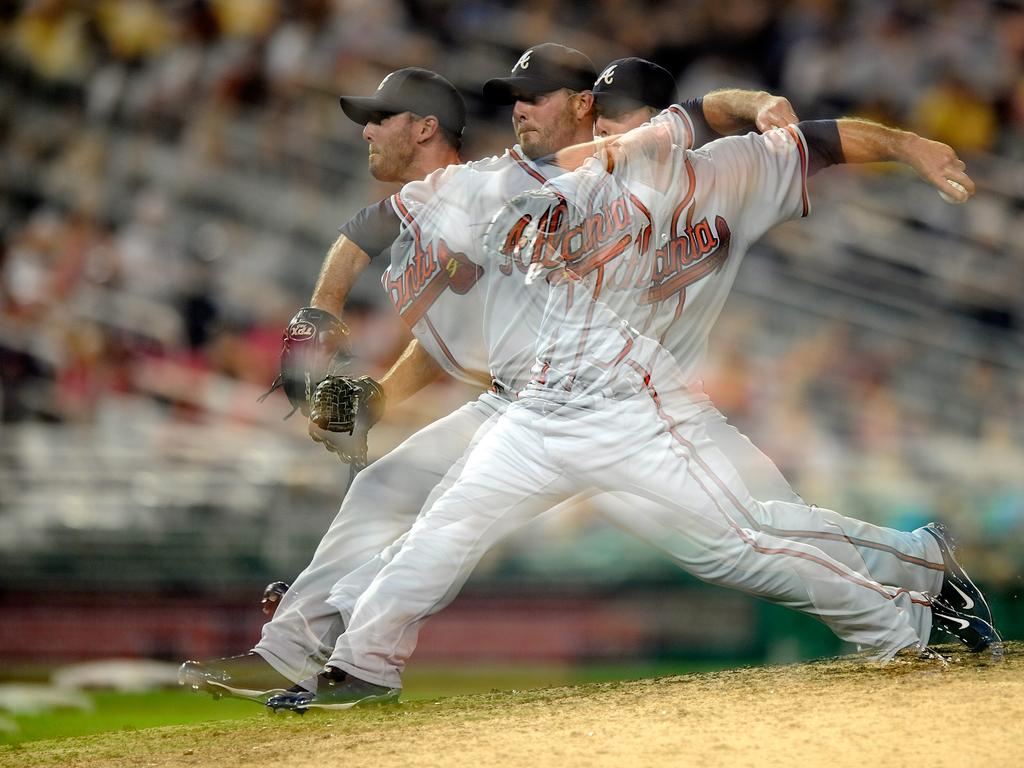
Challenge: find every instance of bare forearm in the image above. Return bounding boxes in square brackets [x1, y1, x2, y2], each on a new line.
[834, 117, 974, 201]
[377, 339, 444, 406]
[702, 89, 798, 134]
[833, 118, 912, 163]
[310, 233, 370, 314]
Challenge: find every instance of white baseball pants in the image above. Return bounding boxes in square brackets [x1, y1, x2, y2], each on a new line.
[326, 379, 937, 688]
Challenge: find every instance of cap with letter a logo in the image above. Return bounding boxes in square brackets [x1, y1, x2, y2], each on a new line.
[592, 57, 676, 114]
[597, 63, 618, 86]
[483, 43, 597, 104]
[338, 68, 467, 136]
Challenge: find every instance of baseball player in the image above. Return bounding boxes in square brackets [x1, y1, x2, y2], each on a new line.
[179, 49, 799, 701]
[590, 57, 805, 505]
[262, 61, 1000, 710]
[180, 67, 470, 699]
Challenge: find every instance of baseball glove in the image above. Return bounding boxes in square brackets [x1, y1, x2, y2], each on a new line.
[260, 307, 352, 418]
[260, 581, 290, 617]
[308, 375, 385, 466]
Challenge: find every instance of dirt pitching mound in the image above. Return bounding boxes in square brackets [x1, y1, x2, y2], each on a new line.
[4, 643, 1020, 768]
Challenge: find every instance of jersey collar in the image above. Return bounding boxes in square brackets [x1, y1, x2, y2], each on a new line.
[509, 144, 567, 183]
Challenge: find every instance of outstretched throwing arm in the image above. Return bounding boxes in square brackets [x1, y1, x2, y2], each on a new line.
[832, 118, 974, 202]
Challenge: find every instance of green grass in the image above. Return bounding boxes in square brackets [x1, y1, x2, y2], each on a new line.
[0, 690, 257, 745]
[0, 659, 746, 747]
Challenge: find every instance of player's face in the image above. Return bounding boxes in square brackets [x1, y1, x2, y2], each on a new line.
[512, 89, 584, 159]
[363, 112, 418, 182]
[594, 104, 657, 137]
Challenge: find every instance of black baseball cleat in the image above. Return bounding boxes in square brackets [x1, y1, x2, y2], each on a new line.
[924, 522, 993, 626]
[178, 652, 293, 701]
[265, 667, 400, 713]
[930, 596, 1004, 659]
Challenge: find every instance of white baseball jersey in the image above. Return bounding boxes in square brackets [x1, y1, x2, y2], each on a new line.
[382, 146, 573, 393]
[380, 104, 727, 398]
[507, 109, 811, 398]
[382, 103, 790, 399]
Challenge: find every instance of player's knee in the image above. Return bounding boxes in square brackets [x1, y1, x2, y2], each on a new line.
[343, 464, 402, 512]
[335, 468, 427, 533]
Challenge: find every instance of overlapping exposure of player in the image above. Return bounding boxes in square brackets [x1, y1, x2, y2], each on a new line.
[179, 45, 817, 705]
[181, 46, 1002, 713]
[270, 52, 999, 710]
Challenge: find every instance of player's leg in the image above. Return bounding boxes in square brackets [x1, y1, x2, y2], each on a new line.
[752, 499, 943, 593]
[251, 396, 504, 683]
[569, 392, 928, 659]
[317, 408, 501, 630]
[596, 489, 930, 655]
[689, 393, 945, 596]
[698, 397, 806, 505]
[323, 405, 575, 690]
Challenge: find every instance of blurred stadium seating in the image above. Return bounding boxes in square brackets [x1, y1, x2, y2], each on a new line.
[1, 0, 1021, 666]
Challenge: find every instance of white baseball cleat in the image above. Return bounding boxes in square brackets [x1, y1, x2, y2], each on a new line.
[178, 652, 293, 702]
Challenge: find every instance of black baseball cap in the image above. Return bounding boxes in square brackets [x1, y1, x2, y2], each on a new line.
[592, 57, 676, 113]
[483, 43, 597, 105]
[339, 68, 467, 136]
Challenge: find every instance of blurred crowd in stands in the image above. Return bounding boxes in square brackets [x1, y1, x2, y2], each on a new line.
[1, 0, 1022, 590]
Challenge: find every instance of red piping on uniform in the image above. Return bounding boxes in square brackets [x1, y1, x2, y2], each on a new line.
[625, 359, 933, 607]
[423, 315, 489, 387]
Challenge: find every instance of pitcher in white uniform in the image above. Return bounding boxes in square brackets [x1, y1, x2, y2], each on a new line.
[179, 49, 814, 701]
[264, 58, 999, 711]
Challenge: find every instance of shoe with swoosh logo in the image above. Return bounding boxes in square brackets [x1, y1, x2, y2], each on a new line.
[930, 595, 1004, 659]
[924, 522, 993, 626]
